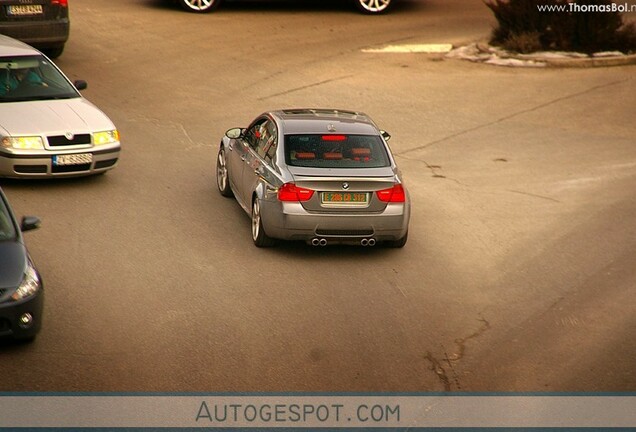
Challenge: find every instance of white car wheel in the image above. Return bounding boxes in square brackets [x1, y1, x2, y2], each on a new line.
[355, 0, 392, 14]
[178, 0, 221, 13]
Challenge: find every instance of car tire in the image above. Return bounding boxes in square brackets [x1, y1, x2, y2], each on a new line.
[216, 146, 233, 197]
[251, 198, 275, 248]
[178, 0, 221, 12]
[42, 45, 64, 59]
[14, 335, 37, 344]
[385, 230, 408, 248]
[354, 0, 393, 14]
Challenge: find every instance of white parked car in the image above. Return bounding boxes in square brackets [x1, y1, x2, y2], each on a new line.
[175, 0, 394, 14]
[0, 35, 120, 178]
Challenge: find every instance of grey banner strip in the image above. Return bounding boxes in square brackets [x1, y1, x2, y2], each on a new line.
[0, 396, 634, 428]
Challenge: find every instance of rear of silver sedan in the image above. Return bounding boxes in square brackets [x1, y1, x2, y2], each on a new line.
[260, 132, 410, 247]
[260, 173, 410, 247]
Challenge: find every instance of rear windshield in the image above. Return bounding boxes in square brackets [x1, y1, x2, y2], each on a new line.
[0, 55, 79, 102]
[0, 196, 17, 241]
[285, 134, 391, 168]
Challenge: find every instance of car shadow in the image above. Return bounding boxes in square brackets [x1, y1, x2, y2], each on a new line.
[0, 174, 108, 191]
[270, 239, 397, 259]
[0, 336, 36, 350]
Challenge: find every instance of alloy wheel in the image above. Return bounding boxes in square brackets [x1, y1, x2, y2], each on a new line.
[252, 200, 261, 242]
[178, 0, 220, 12]
[217, 149, 227, 191]
[357, 0, 392, 13]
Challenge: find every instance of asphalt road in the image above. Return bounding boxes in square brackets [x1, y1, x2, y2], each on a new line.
[1, 0, 635, 392]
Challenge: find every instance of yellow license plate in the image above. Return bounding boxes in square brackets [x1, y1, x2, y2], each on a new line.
[321, 192, 369, 206]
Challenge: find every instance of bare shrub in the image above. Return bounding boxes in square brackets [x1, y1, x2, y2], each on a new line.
[486, 0, 636, 54]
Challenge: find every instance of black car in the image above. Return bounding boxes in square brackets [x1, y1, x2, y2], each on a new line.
[0, 187, 43, 341]
[0, 0, 69, 58]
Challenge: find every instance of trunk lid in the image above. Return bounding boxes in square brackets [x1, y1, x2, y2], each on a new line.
[288, 166, 398, 213]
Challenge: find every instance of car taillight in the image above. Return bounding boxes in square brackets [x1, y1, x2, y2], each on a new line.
[376, 184, 406, 203]
[52, 0, 68, 6]
[278, 183, 314, 202]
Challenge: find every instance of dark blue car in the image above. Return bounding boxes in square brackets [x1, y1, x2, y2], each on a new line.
[0, 187, 43, 341]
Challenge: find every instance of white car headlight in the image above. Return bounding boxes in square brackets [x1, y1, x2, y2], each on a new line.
[11, 261, 41, 301]
[1, 136, 45, 150]
[93, 130, 120, 146]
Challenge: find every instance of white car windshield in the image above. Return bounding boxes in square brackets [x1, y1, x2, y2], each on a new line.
[0, 55, 79, 102]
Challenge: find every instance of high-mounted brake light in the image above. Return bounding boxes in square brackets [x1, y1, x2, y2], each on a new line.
[321, 135, 347, 141]
[52, 0, 68, 6]
[278, 183, 315, 202]
[376, 184, 406, 203]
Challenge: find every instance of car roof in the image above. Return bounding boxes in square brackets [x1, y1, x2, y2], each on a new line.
[0, 35, 41, 57]
[271, 108, 380, 135]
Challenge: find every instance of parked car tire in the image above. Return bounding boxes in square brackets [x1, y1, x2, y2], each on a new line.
[252, 199, 275, 248]
[42, 45, 65, 59]
[354, 0, 393, 14]
[14, 335, 37, 343]
[177, 0, 221, 12]
[216, 146, 233, 197]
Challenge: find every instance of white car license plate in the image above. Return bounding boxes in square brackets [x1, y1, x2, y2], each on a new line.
[53, 154, 93, 166]
[7, 5, 43, 15]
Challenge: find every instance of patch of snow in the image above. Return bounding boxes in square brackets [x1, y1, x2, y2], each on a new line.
[593, 51, 625, 57]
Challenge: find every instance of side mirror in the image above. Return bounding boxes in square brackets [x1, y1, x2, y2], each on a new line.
[225, 128, 243, 139]
[74, 80, 88, 91]
[380, 130, 391, 141]
[20, 216, 41, 232]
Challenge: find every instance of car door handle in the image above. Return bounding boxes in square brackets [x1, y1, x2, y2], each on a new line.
[240, 155, 246, 161]
[228, 144, 233, 151]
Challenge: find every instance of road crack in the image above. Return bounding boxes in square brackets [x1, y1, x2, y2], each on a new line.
[424, 316, 491, 391]
[507, 189, 561, 203]
[396, 78, 630, 156]
[257, 75, 354, 101]
[396, 154, 473, 187]
[129, 116, 207, 150]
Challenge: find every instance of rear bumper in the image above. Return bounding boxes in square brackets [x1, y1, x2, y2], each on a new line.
[0, 147, 120, 178]
[261, 199, 410, 242]
[0, 20, 69, 48]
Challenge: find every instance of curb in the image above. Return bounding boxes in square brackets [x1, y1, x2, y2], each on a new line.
[446, 42, 636, 68]
[538, 53, 636, 68]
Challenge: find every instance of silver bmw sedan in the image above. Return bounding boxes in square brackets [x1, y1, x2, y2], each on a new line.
[216, 109, 410, 248]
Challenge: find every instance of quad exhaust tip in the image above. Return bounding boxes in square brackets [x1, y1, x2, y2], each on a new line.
[311, 238, 328, 247]
[311, 238, 375, 247]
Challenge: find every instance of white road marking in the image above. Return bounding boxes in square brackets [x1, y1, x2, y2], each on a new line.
[362, 43, 454, 53]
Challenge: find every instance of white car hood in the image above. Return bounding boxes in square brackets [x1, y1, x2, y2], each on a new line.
[0, 98, 115, 136]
